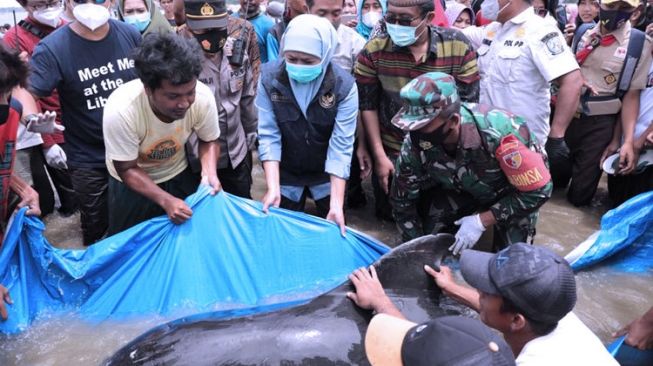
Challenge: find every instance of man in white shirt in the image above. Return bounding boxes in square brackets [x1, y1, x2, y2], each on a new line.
[348, 243, 619, 365]
[103, 32, 221, 235]
[462, 0, 583, 188]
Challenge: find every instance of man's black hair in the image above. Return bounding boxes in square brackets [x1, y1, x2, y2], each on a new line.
[133, 33, 203, 90]
[0, 43, 29, 95]
[419, 1, 435, 16]
[306, 0, 346, 9]
[500, 296, 559, 336]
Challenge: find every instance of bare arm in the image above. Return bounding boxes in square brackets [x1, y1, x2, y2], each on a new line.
[361, 110, 394, 193]
[114, 160, 192, 224]
[261, 160, 281, 212]
[327, 175, 347, 236]
[618, 88, 642, 174]
[347, 266, 406, 319]
[198, 139, 221, 194]
[424, 265, 481, 312]
[615, 305, 653, 350]
[9, 174, 40, 216]
[356, 116, 372, 179]
[12, 87, 40, 118]
[550, 69, 582, 138]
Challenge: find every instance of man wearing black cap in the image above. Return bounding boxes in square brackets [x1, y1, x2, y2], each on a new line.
[183, 0, 258, 199]
[348, 244, 619, 365]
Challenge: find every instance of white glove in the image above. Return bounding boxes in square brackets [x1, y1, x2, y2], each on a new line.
[449, 214, 486, 255]
[25, 111, 65, 134]
[43, 144, 68, 170]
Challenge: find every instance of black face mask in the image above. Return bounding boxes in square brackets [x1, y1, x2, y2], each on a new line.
[193, 28, 228, 54]
[0, 104, 9, 126]
[410, 121, 451, 150]
[599, 8, 633, 32]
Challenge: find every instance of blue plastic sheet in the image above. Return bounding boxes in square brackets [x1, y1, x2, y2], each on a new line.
[0, 188, 388, 334]
[607, 335, 653, 366]
[567, 191, 653, 272]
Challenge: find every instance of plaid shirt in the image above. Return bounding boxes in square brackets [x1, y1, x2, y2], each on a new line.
[355, 26, 480, 156]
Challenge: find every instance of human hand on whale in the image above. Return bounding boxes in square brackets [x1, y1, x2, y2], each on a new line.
[347, 260, 467, 316]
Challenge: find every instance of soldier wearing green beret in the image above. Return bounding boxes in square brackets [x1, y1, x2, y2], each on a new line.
[390, 72, 552, 253]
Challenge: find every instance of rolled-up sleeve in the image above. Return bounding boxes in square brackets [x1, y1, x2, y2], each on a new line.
[256, 79, 282, 162]
[325, 83, 358, 179]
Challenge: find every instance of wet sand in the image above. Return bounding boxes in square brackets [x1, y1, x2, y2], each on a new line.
[1, 160, 651, 365]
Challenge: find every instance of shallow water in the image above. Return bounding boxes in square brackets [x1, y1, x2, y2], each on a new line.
[0, 161, 650, 365]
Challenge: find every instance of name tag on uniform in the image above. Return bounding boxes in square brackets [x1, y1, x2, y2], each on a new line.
[614, 47, 627, 60]
[271, 92, 290, 102]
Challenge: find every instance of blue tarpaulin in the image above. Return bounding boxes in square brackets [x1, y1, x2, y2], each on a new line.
[0, 188, 389, 334]
[566, 191, 653, 273]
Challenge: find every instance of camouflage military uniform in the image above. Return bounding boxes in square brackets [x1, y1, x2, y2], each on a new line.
[391, 103, 553, 249]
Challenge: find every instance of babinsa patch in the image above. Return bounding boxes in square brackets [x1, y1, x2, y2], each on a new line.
[319, 92, 336, 109]
[541, 32, 564, 56]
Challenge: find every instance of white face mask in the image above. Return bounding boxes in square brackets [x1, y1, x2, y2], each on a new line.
[481, 0, 510, 21]
[73, 3, 110, 31]
[33, 6, 63, 28]
[362, 11, 382, 28]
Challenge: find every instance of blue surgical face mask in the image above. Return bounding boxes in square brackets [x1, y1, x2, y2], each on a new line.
[481, 0, 510, 21]
[124, 12, 151, 32]
[386, 18, 425, 47]
[285, 62, 322, 83]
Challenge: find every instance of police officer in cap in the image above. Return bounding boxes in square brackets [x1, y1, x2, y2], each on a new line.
[183, 0, 258, 199]
[390, 72, 552, 253]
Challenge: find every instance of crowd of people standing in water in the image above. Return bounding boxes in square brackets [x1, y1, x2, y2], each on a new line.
[0, 0, 653, 363]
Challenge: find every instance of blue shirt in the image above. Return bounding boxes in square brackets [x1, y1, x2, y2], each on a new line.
[29, 20, 141, 168]
[256, 77, 358, 201]
[266, 32, 280, 63]
[236, 12, 274, 63]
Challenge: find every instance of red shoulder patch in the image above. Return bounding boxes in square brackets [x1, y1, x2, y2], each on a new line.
[496, 134, 550, 192]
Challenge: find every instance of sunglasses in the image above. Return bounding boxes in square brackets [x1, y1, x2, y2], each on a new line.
[383, 14, 423, 26]
[72, 0, 108, 4]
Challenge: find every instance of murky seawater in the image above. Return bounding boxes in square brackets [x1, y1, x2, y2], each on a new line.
[1, 160, 650, 365]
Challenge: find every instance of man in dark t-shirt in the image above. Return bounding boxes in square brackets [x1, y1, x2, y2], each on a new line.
[28, 0, 141, 245]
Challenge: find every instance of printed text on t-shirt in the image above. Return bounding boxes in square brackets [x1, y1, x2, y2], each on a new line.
[78, 58, 135, 111]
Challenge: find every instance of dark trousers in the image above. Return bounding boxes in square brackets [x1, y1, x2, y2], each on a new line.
[46, 163, 78, 215]
[219, 152, 253, 199]
[371, 171, 394, 221]
[346, 138, 366, 206]
[280, 187, 330, 218]
[107, 167, 199, 236]
[608, 165, 653, 207]
[69, 166, 109, 246]
[564, 114, 617, 206]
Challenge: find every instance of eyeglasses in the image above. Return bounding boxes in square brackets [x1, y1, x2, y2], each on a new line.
[28, 0, 61, 11]
[384, 14, 422, 26]
[533, 7, 548, 17]
[72, 0, 108, 4]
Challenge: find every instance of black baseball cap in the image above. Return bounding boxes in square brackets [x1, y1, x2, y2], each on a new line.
[365, 314, 516, 366]
[460, 243, 577, 324]
[184, 0, 228, 30]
